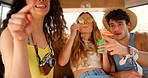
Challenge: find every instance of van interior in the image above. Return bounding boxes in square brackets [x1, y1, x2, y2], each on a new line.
[0, 0, 148, 78]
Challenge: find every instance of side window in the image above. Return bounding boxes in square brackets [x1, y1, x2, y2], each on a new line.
[129, 4, 148, 32]
[63, 5, 148, 34]
[0, 3, 10, 28]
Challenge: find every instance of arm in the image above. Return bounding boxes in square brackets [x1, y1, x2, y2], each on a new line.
[110, 70, 142, 78]
[109, 55, 142, 78]
[102, 53, 110, 73]
[58, 35, 75, 66]
[1, 4, 33, 78]
[137, 51, 148, 67]
[109, 56, 121, 78]
[108, 54, 121, 77]
[135, 32, 148, 67]
[1, 29, 31, 78]
[103, 32, 148, 67]
[98, 42, 110, 73]
[1, 28, 14, 77]
[58, 23, 80, 66]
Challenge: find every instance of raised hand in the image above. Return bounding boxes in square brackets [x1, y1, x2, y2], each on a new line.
[102, 37, 129, 55]
[70, 23, 80, 37]
[97, 40, 108, 55]
[8, 4, 34, 41]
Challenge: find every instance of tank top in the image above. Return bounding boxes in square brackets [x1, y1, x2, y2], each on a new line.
[113, 33, 139, 72]
[129, 33, 148, 77]
[113, 32, 148, 77]
[27, 45, 54, 78]
[71, 40, 102, 72]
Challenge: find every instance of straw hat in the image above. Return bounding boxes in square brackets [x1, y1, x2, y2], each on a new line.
[102, 7, 137, 32]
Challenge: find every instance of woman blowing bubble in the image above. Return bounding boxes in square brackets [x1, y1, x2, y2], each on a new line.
[58, 12, 113, 78]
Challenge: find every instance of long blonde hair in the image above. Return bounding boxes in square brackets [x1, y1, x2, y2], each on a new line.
[70, 12, 102, 68]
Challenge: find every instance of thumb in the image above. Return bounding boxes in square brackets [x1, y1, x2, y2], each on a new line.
[110, 51, 117, 55]
[25, 14, 33, 35]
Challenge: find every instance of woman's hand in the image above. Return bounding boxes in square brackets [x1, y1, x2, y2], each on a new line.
[70, 23, 80, 38]
[8, 4, 34, 41]
[97, 40, 108, 55]
[97, 39, 110, 73]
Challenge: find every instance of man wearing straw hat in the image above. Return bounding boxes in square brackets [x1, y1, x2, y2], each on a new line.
[102, 8, 148, 78]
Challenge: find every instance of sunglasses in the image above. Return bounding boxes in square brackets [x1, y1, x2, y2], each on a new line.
[77, 17, 93, 24]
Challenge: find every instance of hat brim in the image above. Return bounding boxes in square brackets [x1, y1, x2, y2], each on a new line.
[102, 7, 137, 32]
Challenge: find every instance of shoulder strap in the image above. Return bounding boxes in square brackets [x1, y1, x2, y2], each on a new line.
[129, 32, 136, 48]
[31, 33, 41, 64]
[28, 37, 30, 45]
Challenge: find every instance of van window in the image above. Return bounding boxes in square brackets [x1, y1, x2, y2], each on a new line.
[129, 4, 148, 32]
[64, 4, 148, 33]
[0, 3, 10, 27]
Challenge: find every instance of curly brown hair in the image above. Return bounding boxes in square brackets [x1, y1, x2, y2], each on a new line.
[1, 0, 67, 50]
[70, 12, 102, 68]
[105, 9, 130, 26]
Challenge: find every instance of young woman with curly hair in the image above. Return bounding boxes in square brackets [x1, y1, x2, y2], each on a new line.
[0, 0, 67, 78]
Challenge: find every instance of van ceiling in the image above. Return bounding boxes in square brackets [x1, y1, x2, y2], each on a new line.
[1, 0, 148, 11]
